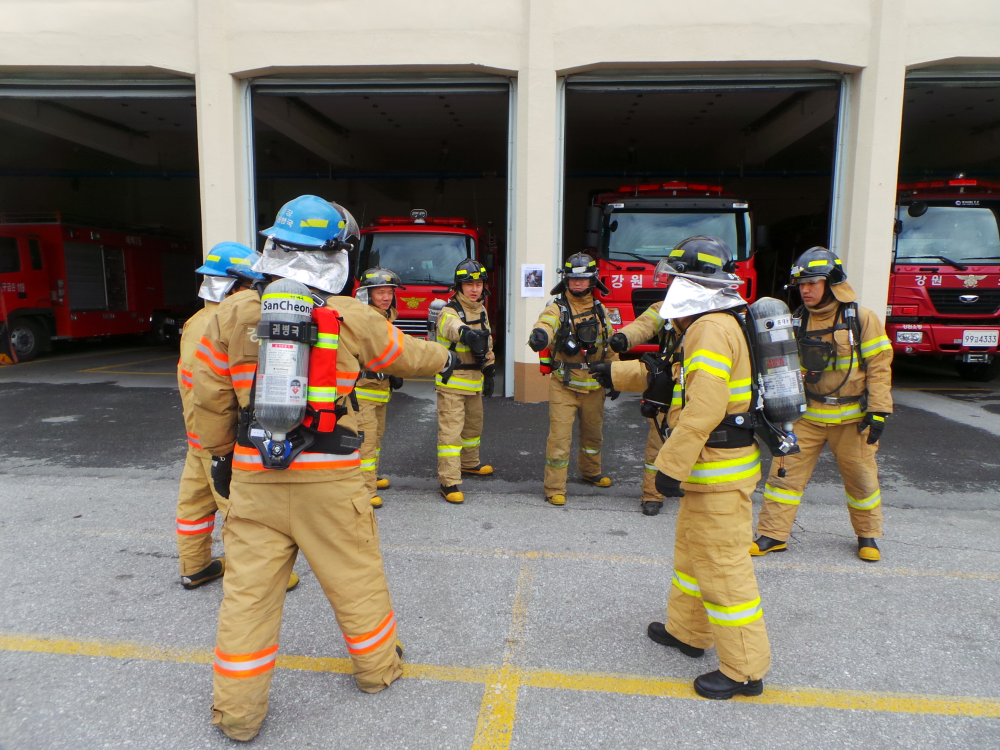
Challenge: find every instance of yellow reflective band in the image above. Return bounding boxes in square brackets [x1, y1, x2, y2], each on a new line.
[462, 437, 481, 447]
[300, 218, 329, 228]
[356, 388, 390, 403]
[861, 335, 893, 357]
[230, 257, 250, 264]
[435, 374, 484, 391]
[846, 489, 881, 510]
[728, 377, 752, 401]
[697, 252, 722, 266]
[206, 254, 221, 261]
[684, 349, 732, 381]
[644, 462, 657, 473]
[315, 332, 339, 350]
[580, 446, 600, 455]
[872, 415, 885, 422]
[703, 597, 763, 627]
[686, 447, 761, 485]
[438, 445, 462, 457]
[261, 293, 314, 304]
[546, 456, 569, 468]
[672, 570, 701, 598]
[670, 248, 685, 257]
[808, 260, 829, 267]
[764, 483, 802, 505]
[307, 386, 338, 398]
[804, 404, 864, 424]
[835, 259, 843, 265]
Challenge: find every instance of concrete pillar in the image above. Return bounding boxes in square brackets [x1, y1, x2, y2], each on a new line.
[838, 0, 907, 319]
[195, 0, 252, 256]
[512, 0, 558, 402]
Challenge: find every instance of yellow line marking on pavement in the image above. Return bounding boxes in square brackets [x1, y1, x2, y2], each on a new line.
[3, 632, 999, 719]
[382, 544, 1000, 580]
[470, 563, 535, 750]
[77, 371, 176, 375]
[897, 387, 992, 391]
[80, 355, 176, 373]
[1, 347, 149, 367]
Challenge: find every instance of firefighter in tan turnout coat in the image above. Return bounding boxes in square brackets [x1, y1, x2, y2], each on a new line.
[752, 247, 893, 562]
[192, 196, 454, 742]
[597, 236, 770, 701]
[434, 258, 495, 504]
[529, 253, 618, 506]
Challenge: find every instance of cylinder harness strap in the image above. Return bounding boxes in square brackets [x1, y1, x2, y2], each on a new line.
[795, 302, 866, 405]
[551, 296, 611, 386]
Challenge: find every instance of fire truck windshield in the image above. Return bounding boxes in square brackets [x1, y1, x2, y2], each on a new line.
[361, 232, 474, 284]
[605, 211, 744, 262]
[895, 206, 1000, 263]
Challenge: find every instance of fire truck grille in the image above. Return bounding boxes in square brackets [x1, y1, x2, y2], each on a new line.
[631, 289, 666, 319]
[927, 289, 1000, 316]
[393, 318, 430, 339]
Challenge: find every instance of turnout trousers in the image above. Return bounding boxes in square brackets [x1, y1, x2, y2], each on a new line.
[176, 449, 228, 577]
[358, 397, 388, 498]
[666, 488, 770, 682]
[543, 378, 605, 497]
[757, 418, 884, 542]
[436, 388, 483, 486]
[212, 473, 401, 741]
[642, 420, 665, 504]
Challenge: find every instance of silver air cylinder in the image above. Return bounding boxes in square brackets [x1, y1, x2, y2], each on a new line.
[427, 298, 447, 336]
[748, 297, 806, 427]
[255, 278, 314, 441]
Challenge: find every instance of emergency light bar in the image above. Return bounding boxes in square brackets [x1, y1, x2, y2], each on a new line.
[372, 216, 468, 227]
[615, 182, 725, 194]
[898, 177, 1000, 192]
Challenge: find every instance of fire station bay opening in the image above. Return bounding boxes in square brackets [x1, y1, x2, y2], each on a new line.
[0, 81, 202, 320]
[562, 75, 843, 304]
[250, 80, 510, 345]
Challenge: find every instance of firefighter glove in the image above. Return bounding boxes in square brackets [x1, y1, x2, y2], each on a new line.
[482, 364, 496, 398]
[460, 326, 491, 356]
[388, 375, 404, 390]
[528, 328, 549, 352]
[590, 363, 614, 390]
[211, 453, 234, 499]
[858, 412, 887, 444]
[439, 350, 460, 384]
[609, 332, 630, 353]
[655, 471, 685, 498]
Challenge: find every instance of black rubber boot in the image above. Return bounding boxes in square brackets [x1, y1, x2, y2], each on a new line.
[749, 535, 787, 556]
[694, 669, 764, 700]
[858, 537, 881, 562]
[181, 558, 225, 590]
[646, 622, 704, 657]
[641, 501, 662, 516]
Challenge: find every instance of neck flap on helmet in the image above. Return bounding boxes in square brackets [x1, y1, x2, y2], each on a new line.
[659, 276, 746, 320]
[198, 275, 237, 303]
[253, 238, 350, 295]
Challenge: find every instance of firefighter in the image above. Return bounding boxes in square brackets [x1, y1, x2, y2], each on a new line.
[528, 253, 617, 506]
[607, 278, 678, 516]
[751, 247, 893, 562]
[434, 258, 495, 504]
[596, 236, 770, 700]
[175, 242, 271, 589]
[192, 196, 455, 742]
[355, 267, 406, 509]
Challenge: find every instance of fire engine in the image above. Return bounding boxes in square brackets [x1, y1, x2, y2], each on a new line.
[583, 182, 758, 351]
[354, 209, 502, 343]
[0, 214, 199, 362]
[888, 177, 1000, 381]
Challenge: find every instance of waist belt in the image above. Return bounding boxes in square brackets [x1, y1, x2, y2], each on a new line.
[666, 412, 756, 449]
[237, 407, 362, 455]
[454, 363, 484, 371]
[359, 370, 386, 381]
[805, 389, 867, 407]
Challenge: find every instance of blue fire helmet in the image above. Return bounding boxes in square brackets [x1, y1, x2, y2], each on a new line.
[260, 195, 359, 249]
[196, 242, 264, 281]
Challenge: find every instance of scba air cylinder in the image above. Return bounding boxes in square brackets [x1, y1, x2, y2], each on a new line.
[255, 278, 314, 441]
[748, 297, 806, 427]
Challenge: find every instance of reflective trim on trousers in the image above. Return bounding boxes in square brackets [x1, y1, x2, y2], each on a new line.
[356, 387, 390, 403]
[580, 445, 600, 455]
[846, 489, 881, 510]
[672, 569, 701, 598]
[361, 459, 377, 471]
[546, 456, 569, 469]
[685, 447, 761, 485]
[462, 437, 481, 448]
[803, 404, 864, 424]
[763, 483, 802, 505]
[644, 462, 657, 473]
[213, 644, 278, 679]
[703, 597, 763, 627]
[343, 611, 396, 655]
[177, 514, 215, 535]
[186, 431, 201, 450]
[435, 374, 484, 391]
[438, 445, 462, 457]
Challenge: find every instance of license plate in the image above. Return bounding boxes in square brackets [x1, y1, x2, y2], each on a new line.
[962, 329, 999, 347]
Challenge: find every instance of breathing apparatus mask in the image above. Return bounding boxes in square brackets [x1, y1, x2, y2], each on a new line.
[561, 312, 600, 356]
[639, 353, 674, 420]
[798, 336, 836, 383]
[198, 275, 238, 303]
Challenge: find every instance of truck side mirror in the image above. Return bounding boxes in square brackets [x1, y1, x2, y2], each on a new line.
[893, 219, 903, 235]
[484, 252, 495, 273]
[908, 202, 928, 218]
[584, 206, 601, 250]
[755, 225, 769, 249]
[609, 220, 619, 233]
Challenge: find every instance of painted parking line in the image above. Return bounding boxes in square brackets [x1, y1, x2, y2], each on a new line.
[79, 355, 177, 374]
[2, 631, 999, 721]
[1, 347, 149, 367]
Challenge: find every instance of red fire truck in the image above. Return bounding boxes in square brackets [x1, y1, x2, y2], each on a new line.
[888, 177, 1000, 381]
[354, 209, 503, 342]
[0, 214, 199, 362]
[583, 182, 758, 351]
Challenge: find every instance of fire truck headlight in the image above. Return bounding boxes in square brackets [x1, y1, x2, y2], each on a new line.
[896, 331, 923, 344]
[607, 307, 621, 325]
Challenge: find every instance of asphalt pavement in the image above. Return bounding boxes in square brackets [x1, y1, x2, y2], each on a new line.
[0, 341, 998, 749]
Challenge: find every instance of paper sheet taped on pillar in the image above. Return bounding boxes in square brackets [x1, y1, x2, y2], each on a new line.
[762, 370, 803, 399]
